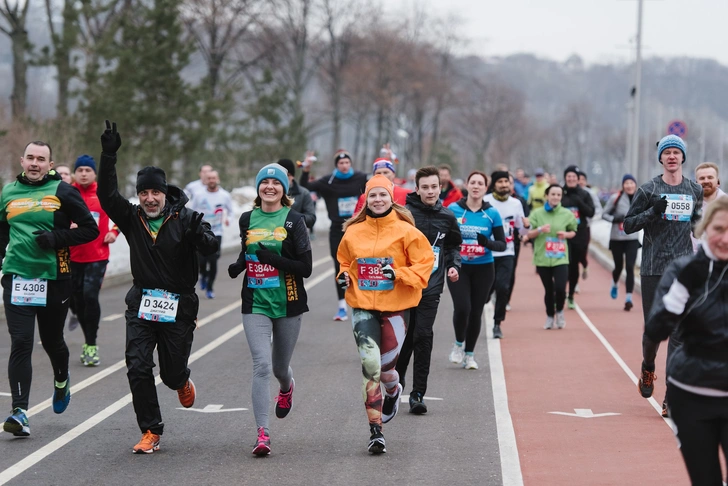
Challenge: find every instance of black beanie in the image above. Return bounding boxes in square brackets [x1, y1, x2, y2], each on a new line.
[563, 165, 580, 179]
[491, 170, 510, 184]
[277, 158, 296, 177]
[136, 166, 168, 195]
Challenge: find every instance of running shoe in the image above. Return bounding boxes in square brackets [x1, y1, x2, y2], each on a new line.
[661, 401, 669, 418]
[199, 277, 207, 291]
[544, 316, 554, 330]
[610, 284, 618, 300]
[582, 267, 589, 280]
[567, 297, 575, 310]
[409, 392, 427, 415]
[133, 430, 160, 454]
[52, 374, 71, 414]
[66, 312, 79, 331]
[80, 343, 87, 363]
[462, 354, 479, 370]
[177, 378, 196, 408]
[3, 408, 29, 437]
[638, 366, 656, 398]
[493, 324, 503, 339]
[206, 290, 215, 299]
[368, 424, 386, 454]
[382, 383, 402, 423]
[624, 297, 633, 312]
[82, 344, 100, 367]
[275, 379, 294, 419]
[449, 343, 465, 364]
[574, 284, 581, 294]
[555, 311, 566, 329]
[505, 303, 512, 312]
[333, 308, 348, 321]
[252, 427, 271, 456]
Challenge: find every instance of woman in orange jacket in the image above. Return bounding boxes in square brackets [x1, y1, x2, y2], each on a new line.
[337, 174, 434, 455]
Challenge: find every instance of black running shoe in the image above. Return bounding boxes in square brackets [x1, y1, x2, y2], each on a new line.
[493, 323, 503, 339]
[368, 424, 386, 454]
[638, 365, 656, 398]
[409, 392, 427, 415]
[381, 383, 402, 424]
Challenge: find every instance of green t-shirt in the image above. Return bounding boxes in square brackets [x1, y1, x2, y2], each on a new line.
[246, 207, 289, 318]
[529, 205, 578, 267]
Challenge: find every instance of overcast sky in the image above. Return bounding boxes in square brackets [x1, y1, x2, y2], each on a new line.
[385, 0, 728, 66]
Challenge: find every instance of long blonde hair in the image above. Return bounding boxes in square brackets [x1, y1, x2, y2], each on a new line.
[695, 196, 728, 239]
[342, 202, 415, 231]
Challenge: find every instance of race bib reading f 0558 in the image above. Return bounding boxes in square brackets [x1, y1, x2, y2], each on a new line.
[662, 194, 693, 222]
[138, 288, 179, 322]
[11, 276, 47, 306]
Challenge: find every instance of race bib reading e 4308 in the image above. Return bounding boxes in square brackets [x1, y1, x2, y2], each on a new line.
[544, 237, 566, 259]
[11, 276, 47, 306]
[357, 257, 394, 291]
[661, 194, 693, 222]
[138, 288, 179, 322]
[246, 254, 280, 289]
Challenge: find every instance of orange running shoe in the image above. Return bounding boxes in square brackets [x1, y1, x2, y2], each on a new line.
[133, 430, 160, 454]
[638, 367, 656, 398]
[177, 378, 196, 408]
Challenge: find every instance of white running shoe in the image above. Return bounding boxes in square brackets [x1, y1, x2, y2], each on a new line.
[462, 355, 479, 370]
[555, 311, 566, 329]
[544, 316, 554, 330]
[449, 344, 465, 364]
[505, 303, 512, 312]
[574, 284, 581, 294]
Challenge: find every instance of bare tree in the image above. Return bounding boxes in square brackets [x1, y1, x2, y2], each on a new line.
[0, 0, 31, 118]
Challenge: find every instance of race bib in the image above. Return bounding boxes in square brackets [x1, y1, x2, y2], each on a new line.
[567, 207, 580, 225]
[505, 219, 515, 244]
[662, 194, 693, 222]
[138, 288, 179, 322]
[432, 246, 440, 274]
[338, 197, 358, 217]
[357, 257, 394, 291]
[460, 242, 485, 258]
[91, 211, 100, 227]
[11, 276, 47, 306]
[245, 254, 280, 289]
[544, 237, 566, 259]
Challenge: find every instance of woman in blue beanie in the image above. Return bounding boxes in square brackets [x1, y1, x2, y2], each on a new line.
[228, 163, 312, 456]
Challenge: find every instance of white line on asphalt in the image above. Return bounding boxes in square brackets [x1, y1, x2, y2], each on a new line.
[574, 303, 674, 430]
[0, 268, 330, 484]
[305, 268, 334, 289]
[101, 313, 124, 322]
[311, 256, 331, 269]
[486, 322, 525, 486]
[0, 393, 10, 397]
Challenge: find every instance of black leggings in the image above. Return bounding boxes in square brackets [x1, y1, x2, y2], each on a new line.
[536, 265, 568, 317]
[198, 235, 223, 291]
[447, 263, 494, 353]
[667, 385, 728, 486]
[3, 274, 71, 410]
[71, 260, 108, 346]
[329, 226, 345, 300]
[567, 242, 587, 299]
[609, 239, 639, 293]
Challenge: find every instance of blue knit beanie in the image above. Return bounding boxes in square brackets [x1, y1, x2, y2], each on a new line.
[256, 163, 289, 194]
[657, 135, 686, 164]
[75, 154, 97, 173]
[622, 174, 636, 185]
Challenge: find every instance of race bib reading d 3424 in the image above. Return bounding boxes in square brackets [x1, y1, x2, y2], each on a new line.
[138, 288, 179, 322]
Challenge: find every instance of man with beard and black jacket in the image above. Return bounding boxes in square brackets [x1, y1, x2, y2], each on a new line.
[396, 166, 461, 414]
[561, 166, 595, 309]
[97, 121, 219, 454]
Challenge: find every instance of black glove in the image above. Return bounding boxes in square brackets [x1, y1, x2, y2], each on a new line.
[255, 242, 276, 266]
[477, 232, 496, 250]
[185, 212, 204, 244]
[676, 255, 711, 291]
[612, 214, 625, 223]
[652, 196, 668, 216]
[380, 264, 395, 281]
[101, 120, 122, 155]
[33, 230, 56, 250]
[337, 272, 350, 290]
[228, 261, 244, 279]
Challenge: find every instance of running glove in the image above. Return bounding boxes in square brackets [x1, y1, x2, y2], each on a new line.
[228, 261, 244, 279]
[652, 196, 668, 216]
[255, 242, 276, 265]
[185, 212, 205, 244]
[337, 272, 349, 290]
[676, 255, 711, 291]
[476, 233, 496, 250]
[611, 214, 625, 223]
[380, 264, 395, 281]
[101, 120, 122, 155]
[33, 230, 56, 250]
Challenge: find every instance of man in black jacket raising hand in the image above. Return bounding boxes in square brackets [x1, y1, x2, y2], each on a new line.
[97, 121, 219, 454]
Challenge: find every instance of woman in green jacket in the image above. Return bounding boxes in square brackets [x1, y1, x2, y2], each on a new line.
[526, 184, 577, 330]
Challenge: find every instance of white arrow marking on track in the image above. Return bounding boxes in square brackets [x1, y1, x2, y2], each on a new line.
[176, 404, 248, 413]
[548, 408, 621, 418]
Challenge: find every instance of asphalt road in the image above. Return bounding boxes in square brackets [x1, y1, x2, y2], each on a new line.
[0, 233, 503, 486]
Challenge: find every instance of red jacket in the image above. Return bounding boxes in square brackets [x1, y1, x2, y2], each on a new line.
[70, 182, 119, 263]
[440, 181, 463, 208]
[354, 184, 411, 214]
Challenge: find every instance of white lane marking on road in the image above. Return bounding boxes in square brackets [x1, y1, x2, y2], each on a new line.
[486, 318, 524, 486]
[574, 303, 675, 430]
[399, 396, 443, 403]
[304, 268, 334, 289]
[0, 269, 329, 484]
[101, 313, 124, 322]
[0, 392, 10, 397]
[548, 408, 621, 418]
[176, 404, 248, 413]
[1, 300, 242, 433]
[311, 256, 331, 269]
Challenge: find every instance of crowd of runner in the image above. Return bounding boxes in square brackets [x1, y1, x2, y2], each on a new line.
[2, 125, 728, 483]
